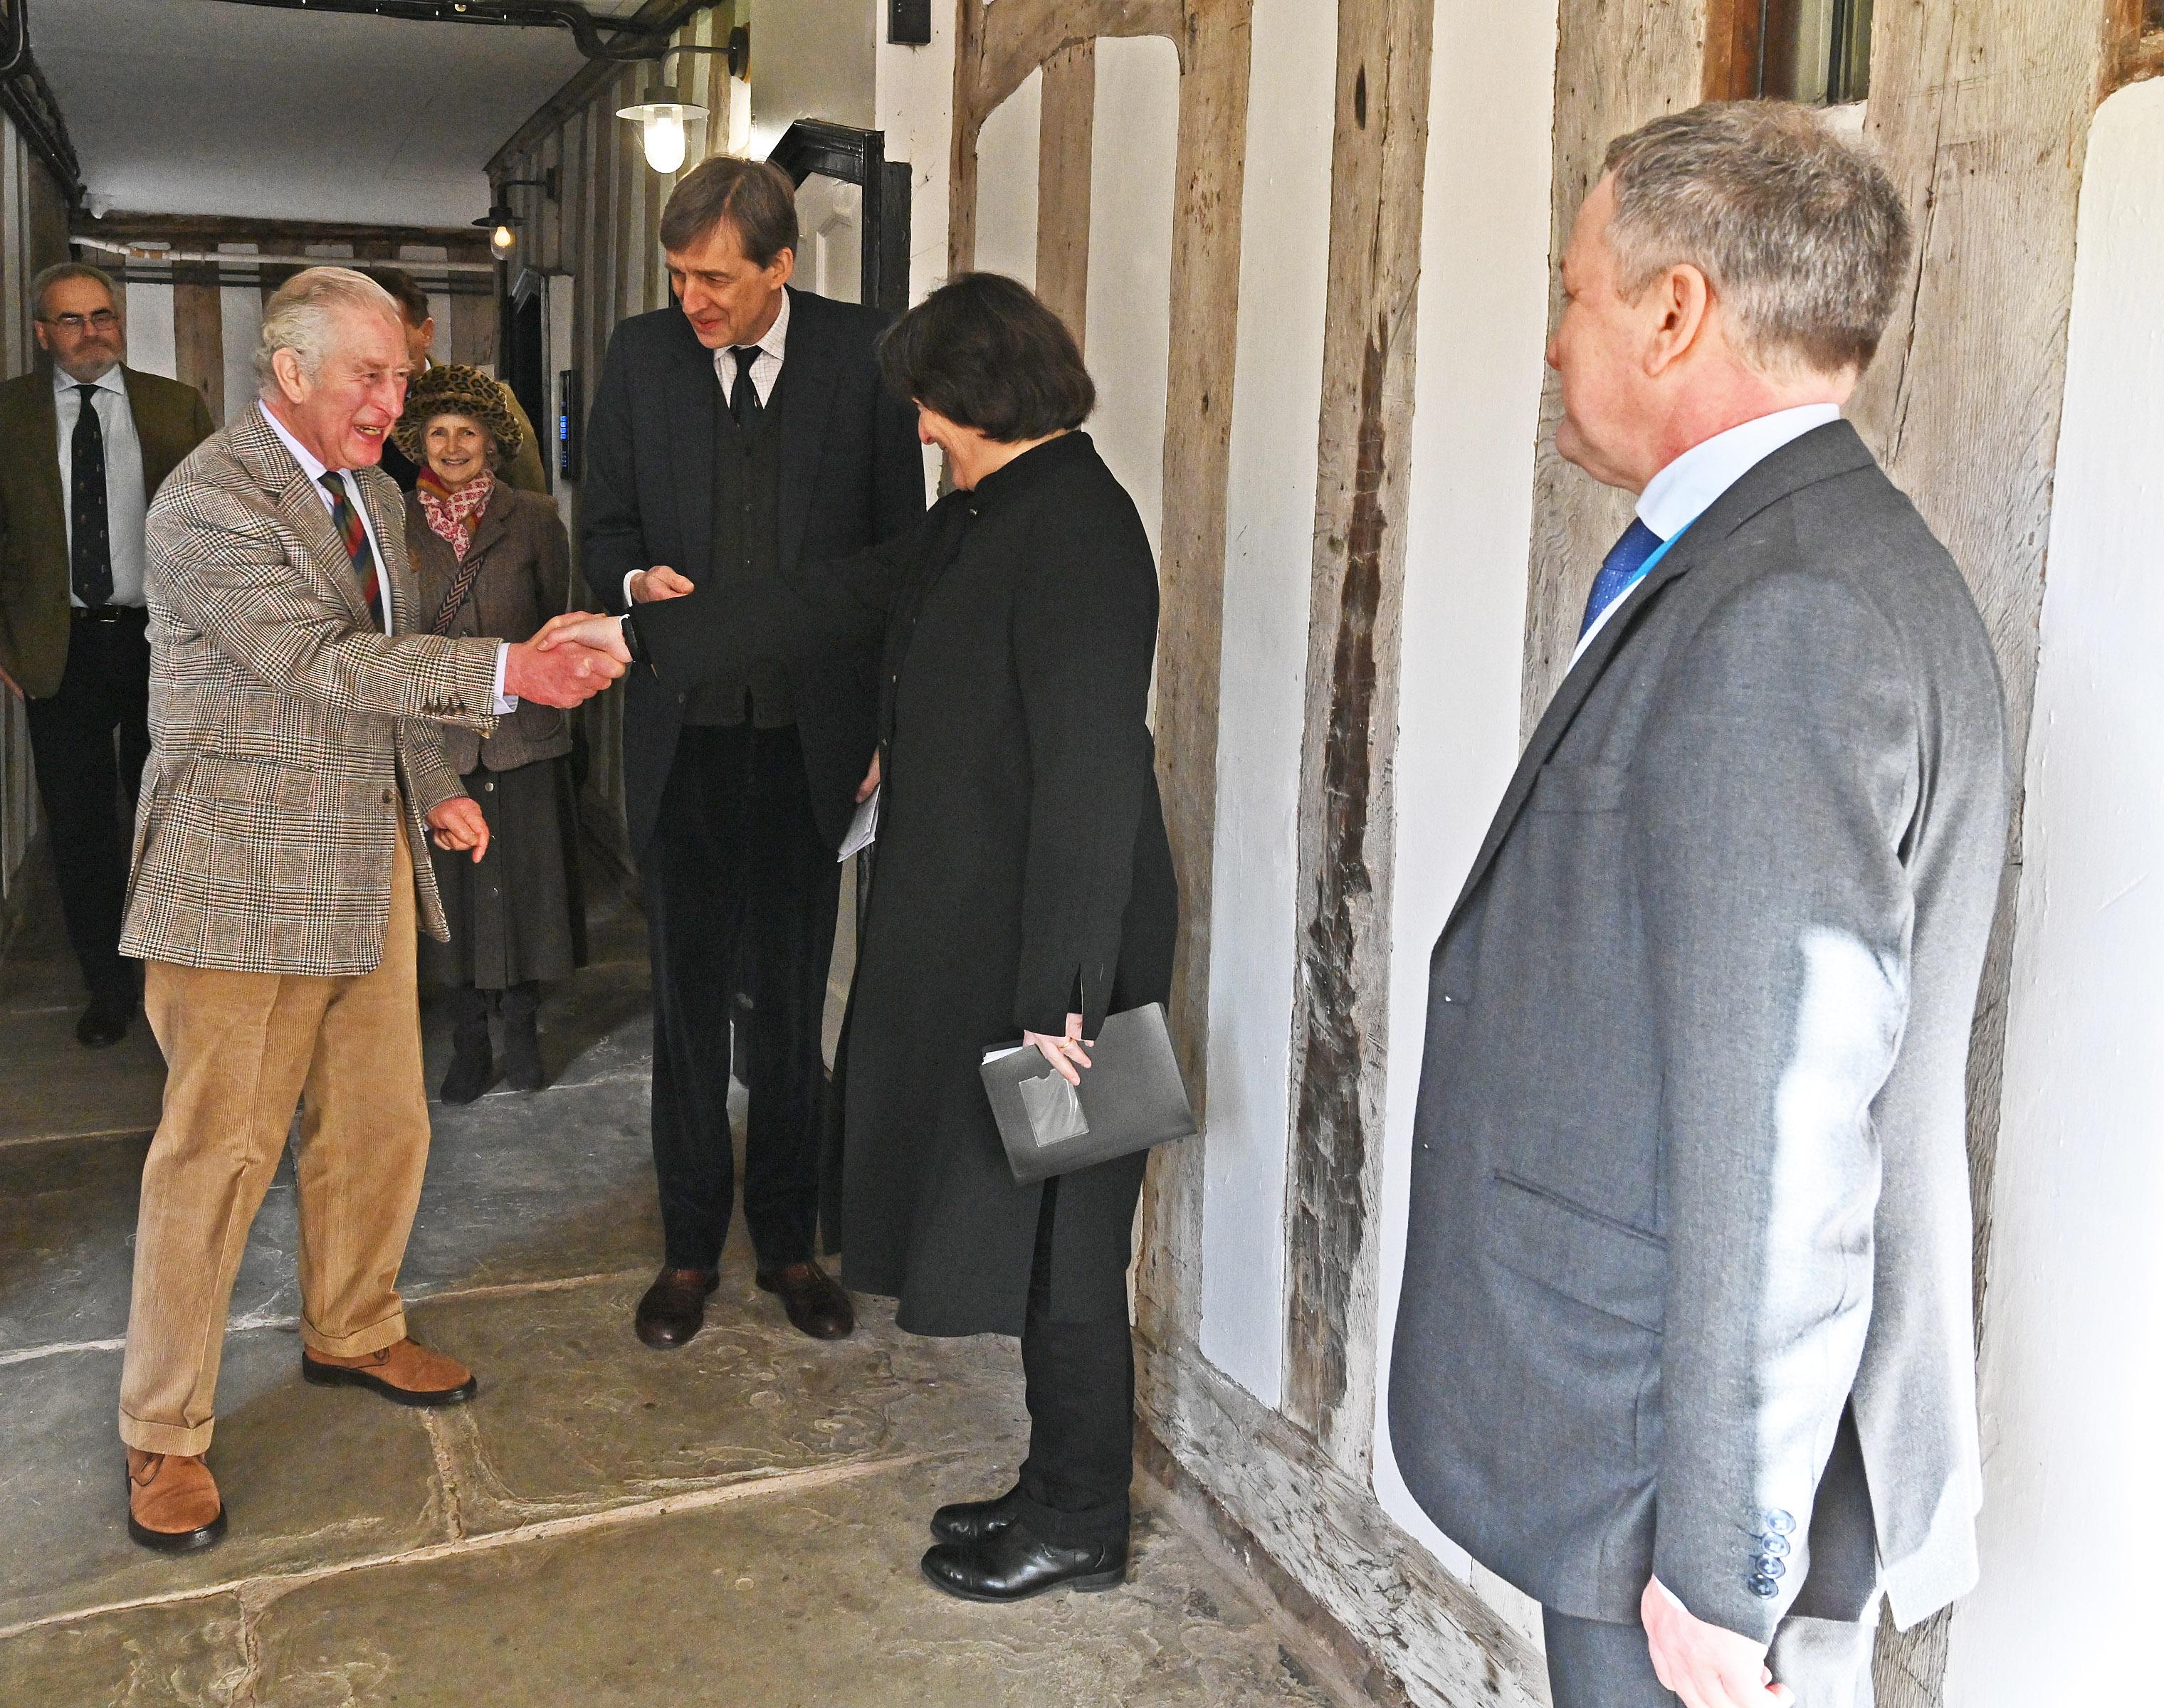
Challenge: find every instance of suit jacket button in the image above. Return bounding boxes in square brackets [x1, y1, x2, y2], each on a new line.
[1758, 1533, 1790, 1558]
[1762, 1509, 1796, 1536]
[381, 789, 394, 805]
[1754, 1556, 1787, 1579]
[1748, 1574, 1780, 1598]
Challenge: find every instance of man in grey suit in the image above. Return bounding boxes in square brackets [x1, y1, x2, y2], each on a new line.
[1387, 104, 2007, 1707]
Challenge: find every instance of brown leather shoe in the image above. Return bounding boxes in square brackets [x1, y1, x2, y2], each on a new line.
[300, 1337, 477, 1406]
[635, 1266, 719, 1349]
[756, 1259, 855, 1340]
[125, 1448, 226, 1553]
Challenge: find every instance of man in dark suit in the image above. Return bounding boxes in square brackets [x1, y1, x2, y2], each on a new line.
[1387, 105, 2007, 1708]
[0, 262, 214, 1047]
[582, 156, 925, 1349]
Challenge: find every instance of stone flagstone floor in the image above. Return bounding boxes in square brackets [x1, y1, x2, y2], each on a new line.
[0, 844, 1358, 1707]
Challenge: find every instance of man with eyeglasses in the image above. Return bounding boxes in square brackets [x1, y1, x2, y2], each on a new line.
[0, 262, 214, 1047]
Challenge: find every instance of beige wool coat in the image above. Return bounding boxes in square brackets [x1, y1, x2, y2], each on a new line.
[122, 407, 501, 975]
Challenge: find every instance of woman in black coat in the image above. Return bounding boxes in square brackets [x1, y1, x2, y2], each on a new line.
[555, 274, 1177, 1602]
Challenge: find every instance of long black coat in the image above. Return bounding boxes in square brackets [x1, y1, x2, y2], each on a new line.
[579, 288, 925, 855]
[636, 433, 1177, 1334]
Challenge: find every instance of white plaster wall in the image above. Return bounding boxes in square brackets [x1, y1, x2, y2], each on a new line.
[1366, 0, 1560, 1640]
[972, 72, 1041, 290]
[875, 0, 955, 307]
[747, 0, 877, 161]
[122, 281, 177, 381]
[219, 257, 263, 431]
[1940, 75, 2164, 1707]
[1082, 36, 1180, 560]
[1194, 0, 1340, 1406]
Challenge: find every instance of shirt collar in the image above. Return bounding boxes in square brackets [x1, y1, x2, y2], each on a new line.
[259, 399, 335, 485]
[716, 288, 790, 375]
[56, 364, 128, 400]
[1635, 403, 1842, 540]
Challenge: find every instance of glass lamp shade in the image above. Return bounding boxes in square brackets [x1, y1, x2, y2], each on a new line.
[618, 86, 708, 174]
[490, 222, 517, 257]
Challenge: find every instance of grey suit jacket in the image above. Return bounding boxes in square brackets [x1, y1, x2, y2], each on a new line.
[1386, 422, 2007, 1643]
[122, 407, 501, 974]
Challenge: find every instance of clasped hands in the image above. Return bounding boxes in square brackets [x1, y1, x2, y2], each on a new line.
[504, 614, 632, 708]
[527, 564, 697, 681]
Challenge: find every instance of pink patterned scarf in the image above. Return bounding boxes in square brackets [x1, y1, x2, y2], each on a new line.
[416, 466, 495, 563]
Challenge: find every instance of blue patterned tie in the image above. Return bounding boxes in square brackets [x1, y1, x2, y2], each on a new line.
[1578, 517, 1664, 639]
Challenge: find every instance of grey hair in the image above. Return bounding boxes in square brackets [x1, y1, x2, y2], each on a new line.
[254, 266, 404, 391]
[1602, 101, 1911, 377]
[31, 260, 118, 318]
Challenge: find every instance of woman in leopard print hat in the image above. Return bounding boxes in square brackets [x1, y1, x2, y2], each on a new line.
[394, 367, 586, 1104]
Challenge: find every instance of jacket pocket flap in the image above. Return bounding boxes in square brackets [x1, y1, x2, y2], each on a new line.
[1483, 1171, 1666, 1333]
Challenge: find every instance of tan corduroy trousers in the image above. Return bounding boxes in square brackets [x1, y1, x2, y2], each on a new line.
[118, 833, 432, 1456]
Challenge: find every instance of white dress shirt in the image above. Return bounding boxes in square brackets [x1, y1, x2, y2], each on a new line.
[56, 366, 149, 608]
[1568, 403, 1843, 669]
[623, 290, 792, 609]
[259, 402, 515, 709]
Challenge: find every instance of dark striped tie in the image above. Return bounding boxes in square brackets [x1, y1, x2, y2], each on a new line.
[71, 385, 115, 607]
[318, 472, 386, 631]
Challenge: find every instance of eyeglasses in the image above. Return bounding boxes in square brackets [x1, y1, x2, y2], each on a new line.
[42, 310, 119, 332]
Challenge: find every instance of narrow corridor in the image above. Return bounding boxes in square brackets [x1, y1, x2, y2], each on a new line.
[0, 858, 1352, 1706]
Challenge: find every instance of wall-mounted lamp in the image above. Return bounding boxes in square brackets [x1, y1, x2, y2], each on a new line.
[474, 201, 521, 258]
[619, 83, 702, 173]
[617, 26, 747, 173]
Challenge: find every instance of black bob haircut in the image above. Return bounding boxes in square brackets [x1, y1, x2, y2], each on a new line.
[878, 273, 1096, 444]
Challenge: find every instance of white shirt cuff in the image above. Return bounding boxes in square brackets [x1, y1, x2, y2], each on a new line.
[493, 643, 518, 715]
[623, 569, 641, 609]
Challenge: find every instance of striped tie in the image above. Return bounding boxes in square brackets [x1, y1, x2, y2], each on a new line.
[319, 472, 386, 631]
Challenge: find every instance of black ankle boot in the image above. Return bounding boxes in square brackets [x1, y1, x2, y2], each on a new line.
[440, 990, 494, 1105]
[930, 1485, 1025, 1544]
[919, 1522, 1128, 1603]
[499, 981, 545, 1092]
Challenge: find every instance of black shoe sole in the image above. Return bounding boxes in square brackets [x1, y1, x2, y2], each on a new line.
[918, 1558, 1125, 1603]
[126, 1507, 226, 1552]
[300, 1359, 478, 1407]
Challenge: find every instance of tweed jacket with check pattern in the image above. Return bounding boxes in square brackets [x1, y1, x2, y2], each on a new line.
[120, 405, 503, 975]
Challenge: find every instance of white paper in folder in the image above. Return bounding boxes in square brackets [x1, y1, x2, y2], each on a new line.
[837, 786, 879, 862]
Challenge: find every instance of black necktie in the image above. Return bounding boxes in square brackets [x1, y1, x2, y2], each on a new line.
[70, 384, 114, 607]
[728, 345, 764, 430]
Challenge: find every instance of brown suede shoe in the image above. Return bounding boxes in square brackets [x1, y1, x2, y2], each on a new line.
[756, 1259, 856, 1340]
[125, 1448, 226, 1553]
[300, 1337, 478, 1406]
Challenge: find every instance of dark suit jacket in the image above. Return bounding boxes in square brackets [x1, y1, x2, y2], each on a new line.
[0, 366, 214, 697]
[1387, 423, 2007, 1643]
[579, 287, 925, 854]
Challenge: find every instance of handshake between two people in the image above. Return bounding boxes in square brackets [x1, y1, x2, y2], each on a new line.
[526, 564, 697, 684]
[503, 613, 634, 708]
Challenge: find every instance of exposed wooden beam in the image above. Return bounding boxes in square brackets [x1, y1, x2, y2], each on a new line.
[1034, 41, 1096, 343]
[1279, 0, 1436, 1470]
[74, 211, 491, 258]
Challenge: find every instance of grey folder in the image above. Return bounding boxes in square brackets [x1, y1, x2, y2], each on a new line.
[979, 1003, 1199, 1185]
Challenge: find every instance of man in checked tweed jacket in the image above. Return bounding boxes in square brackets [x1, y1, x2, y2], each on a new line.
[112, 269, 624, 1554]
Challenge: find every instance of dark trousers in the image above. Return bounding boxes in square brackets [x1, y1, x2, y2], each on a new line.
[23, 610, 151, 1004]
[644, 724, 839, 1274]
[1014, 1178, 1135, 1547]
